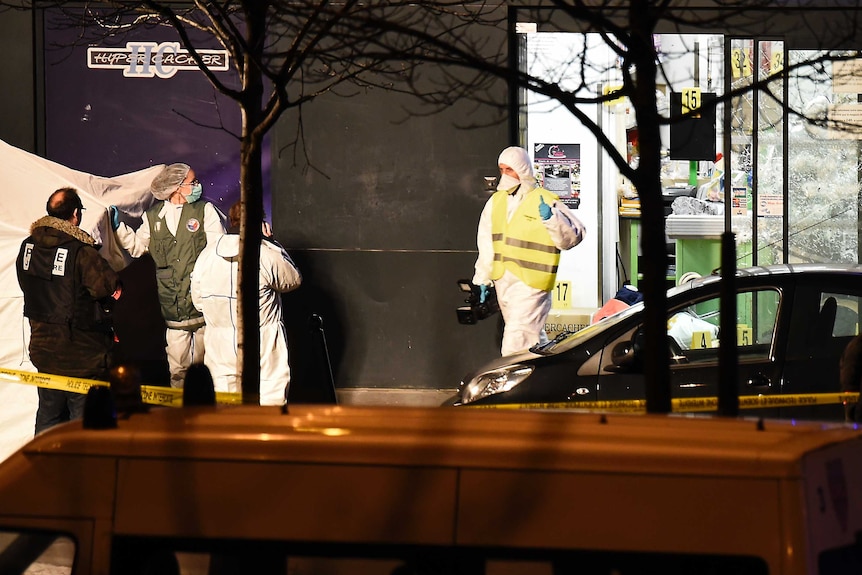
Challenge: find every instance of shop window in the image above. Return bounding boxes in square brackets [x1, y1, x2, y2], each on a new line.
[666, 288, 778, 363]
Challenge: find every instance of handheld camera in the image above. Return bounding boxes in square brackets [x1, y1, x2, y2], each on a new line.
[456, 279, 500, 325]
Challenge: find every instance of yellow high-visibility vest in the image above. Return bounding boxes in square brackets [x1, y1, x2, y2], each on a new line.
[490, 187, 560, 291]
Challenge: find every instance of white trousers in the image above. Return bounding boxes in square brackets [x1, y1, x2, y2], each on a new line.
[495, 271, 552, 356]
[165, 326, 206, 388]
[203, 323, 290, 406]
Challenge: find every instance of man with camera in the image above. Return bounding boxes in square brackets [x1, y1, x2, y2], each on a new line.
[472, 146, 586, 356]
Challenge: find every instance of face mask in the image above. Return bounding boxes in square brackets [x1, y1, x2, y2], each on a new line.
[186, 183, 203, 203]
[497, 173, 521, 192]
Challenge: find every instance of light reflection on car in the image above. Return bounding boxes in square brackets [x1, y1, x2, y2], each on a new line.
[450, 263, 862, 421]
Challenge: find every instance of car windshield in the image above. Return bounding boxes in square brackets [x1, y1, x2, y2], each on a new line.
[533, 302, 645, 355]
[531, 279, 711, 356]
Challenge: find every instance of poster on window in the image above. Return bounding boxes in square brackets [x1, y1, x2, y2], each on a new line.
[533, 143, 581, 209]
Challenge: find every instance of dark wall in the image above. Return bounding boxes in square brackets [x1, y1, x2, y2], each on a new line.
[0, 9, 35, 151]
[273, 89, 508, 395]
[0, 8, 510, 395]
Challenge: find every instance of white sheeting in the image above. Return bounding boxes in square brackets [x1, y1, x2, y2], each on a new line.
[0, 138, 161, 462]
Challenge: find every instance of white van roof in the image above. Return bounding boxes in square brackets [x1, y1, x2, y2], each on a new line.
[17, 404, 862, 477]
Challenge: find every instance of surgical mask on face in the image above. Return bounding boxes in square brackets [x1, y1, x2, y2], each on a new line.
[186, 183, 203, 203]
[497, 173, 521, 192]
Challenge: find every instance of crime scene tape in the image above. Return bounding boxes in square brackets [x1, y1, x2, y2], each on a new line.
[0, 366, 243, 407]
[466, 392, 861, 413]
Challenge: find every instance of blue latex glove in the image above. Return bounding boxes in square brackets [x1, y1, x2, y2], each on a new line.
[479, 284, 489, 304]
[108, 206, 120, 231]
[538, 196, 552, 220]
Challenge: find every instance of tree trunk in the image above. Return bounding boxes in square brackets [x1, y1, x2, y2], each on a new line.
[238, 133, 263, 404]
[238, 4, 266, 404]
[629, 2, 671, 413]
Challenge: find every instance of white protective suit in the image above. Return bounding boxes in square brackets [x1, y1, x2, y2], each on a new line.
[116, 200, 226, 387]
[190, 234, 302, 405]
[473, 147, 586, 356]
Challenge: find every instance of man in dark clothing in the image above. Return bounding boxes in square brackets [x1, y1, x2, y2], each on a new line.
[840, 333, 862, 422]
[16, 187, 122, 434]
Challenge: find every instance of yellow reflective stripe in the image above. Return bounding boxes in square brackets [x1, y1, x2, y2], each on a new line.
[501, 256, 558, 274]
[505, 237, 558, 253]
[0, 366, 244, 407]
[464, 392, 861, 412]
[501, 235, 559, 266]
[494, 251, 559, 272]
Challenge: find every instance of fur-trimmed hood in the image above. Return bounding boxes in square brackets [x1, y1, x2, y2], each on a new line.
[29, 216, 96, 247]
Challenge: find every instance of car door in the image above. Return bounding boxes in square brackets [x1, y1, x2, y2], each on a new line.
[595, 287, 784, 417]
[666, 287, 784, 418]
[780, 279, 862, 422]
[585, 315, 647, 406]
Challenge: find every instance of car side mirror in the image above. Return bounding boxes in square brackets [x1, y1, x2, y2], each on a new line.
[605, 339, 642, 373]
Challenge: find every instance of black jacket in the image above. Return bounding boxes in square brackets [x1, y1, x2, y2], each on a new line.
[16, 216, 120, 379]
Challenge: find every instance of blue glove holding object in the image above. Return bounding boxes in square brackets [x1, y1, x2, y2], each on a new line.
[479, 284, 489, 304]
[108, 205, 120, 231]
[538, 196, 552, 220]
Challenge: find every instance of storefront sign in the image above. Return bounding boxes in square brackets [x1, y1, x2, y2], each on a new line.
[87, 42, 230, 78]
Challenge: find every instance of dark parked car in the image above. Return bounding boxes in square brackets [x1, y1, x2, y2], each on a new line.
[450, 263, 862, 421]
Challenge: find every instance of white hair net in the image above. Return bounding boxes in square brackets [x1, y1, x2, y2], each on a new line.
[497, 146, 536, 185]
[150, 163, 190, 200]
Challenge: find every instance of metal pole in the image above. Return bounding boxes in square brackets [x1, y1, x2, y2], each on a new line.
[718, 231, 739, 417]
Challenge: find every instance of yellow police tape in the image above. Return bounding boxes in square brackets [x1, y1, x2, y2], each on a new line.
[4, 364, 858, 413]
[466, 392, 862, 413]
[0, 366, 243, 407]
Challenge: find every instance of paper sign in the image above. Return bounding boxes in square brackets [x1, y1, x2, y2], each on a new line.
[553, 281, 572, 309]
[691, 330, 713, 350]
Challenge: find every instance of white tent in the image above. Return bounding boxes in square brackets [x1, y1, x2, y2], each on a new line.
[0, 138, 162, 462]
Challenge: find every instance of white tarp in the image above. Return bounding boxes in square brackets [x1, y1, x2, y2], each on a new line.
[0, 138, 161, 462]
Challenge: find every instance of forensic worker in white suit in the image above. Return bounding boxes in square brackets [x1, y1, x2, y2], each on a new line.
[190, 202, 302, 405]
[473, 146, 586, 356]
[111, 163, 226, 388]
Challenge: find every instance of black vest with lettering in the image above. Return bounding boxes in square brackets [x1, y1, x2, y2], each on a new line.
[16, 237, 111, 332]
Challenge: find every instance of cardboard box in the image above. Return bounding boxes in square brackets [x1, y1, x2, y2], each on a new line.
[544, 308, 595, 339]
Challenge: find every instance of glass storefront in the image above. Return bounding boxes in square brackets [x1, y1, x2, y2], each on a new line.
[787, 51, 862, 265]
[521, 29, 862, 304]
